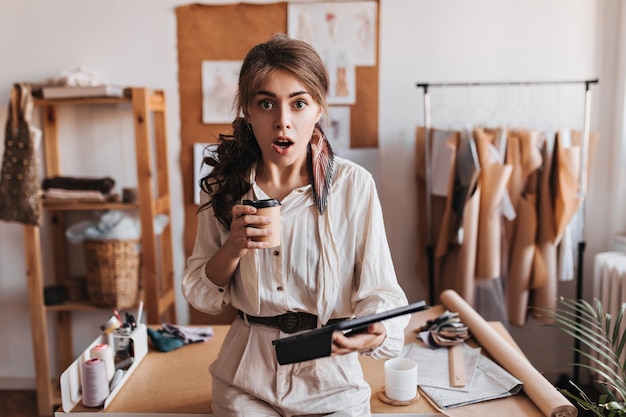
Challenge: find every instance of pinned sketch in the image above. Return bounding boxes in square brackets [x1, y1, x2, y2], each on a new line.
[202, 61, 241, 124]
[323, 106, 351, 150]
[193, 143, 219, 205]
[287, 1, 377, 66]
[322, 48, 356, 105]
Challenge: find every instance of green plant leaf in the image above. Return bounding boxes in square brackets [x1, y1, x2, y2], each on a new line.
[558, 383, 605, 416]
[613, 304, 626, 361]
[539, 298, 626, 408]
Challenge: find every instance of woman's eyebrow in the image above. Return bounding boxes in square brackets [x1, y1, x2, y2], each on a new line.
[256, 90, 275, 97]
[289, 91, 308, 98]
[255, 90, 309, 98]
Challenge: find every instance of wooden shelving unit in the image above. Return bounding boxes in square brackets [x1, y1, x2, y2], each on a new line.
[23, 87, 177, 416]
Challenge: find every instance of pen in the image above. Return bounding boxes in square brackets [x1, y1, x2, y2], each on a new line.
[126, 312, 136, 330]
[136, 301, 143, 327]
[113, 308, 123, 324]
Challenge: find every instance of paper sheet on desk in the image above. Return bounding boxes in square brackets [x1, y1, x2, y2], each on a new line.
[401, 342, 481, 392]
[419, 354, 523, 409]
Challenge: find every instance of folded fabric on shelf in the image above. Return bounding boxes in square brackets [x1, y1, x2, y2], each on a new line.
[42, 176, 115, 194]
[43, 188, 110, 202]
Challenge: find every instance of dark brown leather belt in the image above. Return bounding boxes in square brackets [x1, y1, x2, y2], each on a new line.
[237, 310, 346, 334]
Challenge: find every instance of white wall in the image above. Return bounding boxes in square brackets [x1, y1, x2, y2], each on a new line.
[377, 0, 612, 383]
[0, 0, 621, 388]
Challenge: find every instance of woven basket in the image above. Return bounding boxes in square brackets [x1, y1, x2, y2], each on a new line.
[83, 238, 140, 309]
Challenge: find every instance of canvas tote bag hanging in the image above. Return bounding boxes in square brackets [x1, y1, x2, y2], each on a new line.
[0, 83, 42, 225]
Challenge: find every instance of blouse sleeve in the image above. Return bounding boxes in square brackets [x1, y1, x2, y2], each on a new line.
[349, 170, 410, 359]
[181, 197, 232, 314]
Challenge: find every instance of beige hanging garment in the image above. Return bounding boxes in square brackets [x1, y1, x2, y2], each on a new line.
[439, 184, 482, 306]
[433, 130, 461, 259]
[503, 130, 543, 256]
[437, 130, 480, 304]
[473, 127, 513, 280]
[506, 190, 538, 326]
[526, 138, 549, 292]
[415, 127, 459, 301]
[552, 129, 599, 243]
[532, 134, 559, 315]
[553, 129, 582, 245]
[504, 129, 543, 326]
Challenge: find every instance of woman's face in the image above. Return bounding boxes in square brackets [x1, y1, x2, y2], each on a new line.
[246, 69, 322, 170]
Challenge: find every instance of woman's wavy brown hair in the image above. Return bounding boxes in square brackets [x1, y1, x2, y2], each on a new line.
[198, 33, 330, 228]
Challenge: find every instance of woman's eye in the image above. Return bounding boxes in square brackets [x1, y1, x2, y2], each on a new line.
[260, 100, 273, 110]
[293, 100, 307, 109]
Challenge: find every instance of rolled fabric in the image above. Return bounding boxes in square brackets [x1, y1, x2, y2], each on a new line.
[440, 289, 577, 417]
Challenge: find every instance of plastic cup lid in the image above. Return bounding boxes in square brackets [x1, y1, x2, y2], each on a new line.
[242, 199, 281, 208]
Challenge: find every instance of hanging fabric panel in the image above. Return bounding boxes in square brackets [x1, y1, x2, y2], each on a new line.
[416, 124, 600, 326]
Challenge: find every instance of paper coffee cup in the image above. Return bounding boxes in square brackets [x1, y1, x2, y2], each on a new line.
[242, 199, 281, 247]
[384, 357, 418, 402]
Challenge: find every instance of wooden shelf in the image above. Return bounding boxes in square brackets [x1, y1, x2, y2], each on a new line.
[33, 89, 131, 107]
[34, 96, 129, 106]
[44, 301, 118, 312]
[44, 301, 100, 312]
[42, 200, 138, 211]
[23, 86, 177, 416]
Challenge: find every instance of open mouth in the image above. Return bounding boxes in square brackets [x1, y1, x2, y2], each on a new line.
[273, 137, 294, 152]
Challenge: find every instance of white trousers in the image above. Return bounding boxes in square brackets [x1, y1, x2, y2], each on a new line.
[210, 317, 372, 417]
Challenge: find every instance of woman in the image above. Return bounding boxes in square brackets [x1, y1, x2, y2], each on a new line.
[183, 33, 409, 416]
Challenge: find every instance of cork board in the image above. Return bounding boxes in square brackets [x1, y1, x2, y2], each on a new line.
[176, 2, 380, 323]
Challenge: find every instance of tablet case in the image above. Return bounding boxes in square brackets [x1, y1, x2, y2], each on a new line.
[272, 301, 429, 365]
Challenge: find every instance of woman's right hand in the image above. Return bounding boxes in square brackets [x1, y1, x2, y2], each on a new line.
[225, 203, 273, 258]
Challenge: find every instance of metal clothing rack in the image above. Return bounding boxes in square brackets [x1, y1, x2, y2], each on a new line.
[416, 78, 598, 383]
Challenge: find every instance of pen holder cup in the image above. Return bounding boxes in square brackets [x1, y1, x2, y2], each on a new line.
[107, 324, 148, 371]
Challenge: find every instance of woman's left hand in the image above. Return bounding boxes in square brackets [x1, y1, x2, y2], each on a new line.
[331, 322, 386, 355]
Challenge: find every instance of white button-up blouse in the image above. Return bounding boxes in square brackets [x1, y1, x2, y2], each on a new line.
[182, 156, 409, 359]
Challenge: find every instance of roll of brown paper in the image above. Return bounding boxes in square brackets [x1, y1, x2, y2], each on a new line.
[440, 289, 577, 417]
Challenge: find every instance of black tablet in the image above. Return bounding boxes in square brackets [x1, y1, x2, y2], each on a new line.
[271, 300, 429, 365]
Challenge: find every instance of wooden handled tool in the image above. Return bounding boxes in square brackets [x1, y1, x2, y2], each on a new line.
[448, 343, 466, 387]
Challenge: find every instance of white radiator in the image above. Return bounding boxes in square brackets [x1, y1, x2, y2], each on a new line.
[593, 251, 626, 378]
[613, 234, 626, 253]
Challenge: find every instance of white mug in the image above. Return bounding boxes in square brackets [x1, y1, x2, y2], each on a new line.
[384, 357, 418, 402]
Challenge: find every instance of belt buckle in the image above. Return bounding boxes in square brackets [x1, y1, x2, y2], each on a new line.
[278, 312, 302, 333]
